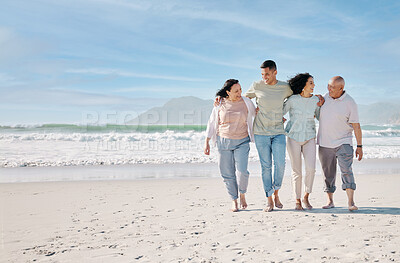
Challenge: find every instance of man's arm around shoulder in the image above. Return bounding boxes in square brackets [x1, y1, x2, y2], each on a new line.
[245, 82, 257, 99]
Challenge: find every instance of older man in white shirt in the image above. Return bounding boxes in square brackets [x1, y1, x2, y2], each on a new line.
[317, 76, 363, 211]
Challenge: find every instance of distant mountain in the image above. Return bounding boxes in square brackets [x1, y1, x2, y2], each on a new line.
[358, 102, 400, 125]
[129, 96, 400, 126]
[129, 96, 214, 125]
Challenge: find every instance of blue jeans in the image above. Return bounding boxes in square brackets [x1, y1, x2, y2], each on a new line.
[254, 134, 286, 197]
[217, 136, 250, 200]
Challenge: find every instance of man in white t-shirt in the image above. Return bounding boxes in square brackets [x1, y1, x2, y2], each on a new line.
[317, 76, 363, 211]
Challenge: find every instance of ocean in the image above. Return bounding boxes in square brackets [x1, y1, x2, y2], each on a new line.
[1, 124, 400, 168]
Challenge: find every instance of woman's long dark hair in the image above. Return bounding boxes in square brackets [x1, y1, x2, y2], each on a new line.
[288, 73, 313, 95]
[216, 79, 239, 97]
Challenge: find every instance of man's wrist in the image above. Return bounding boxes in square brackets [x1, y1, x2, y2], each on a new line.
[357, 145, 363, 148]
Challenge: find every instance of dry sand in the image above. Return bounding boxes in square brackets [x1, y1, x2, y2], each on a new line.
[1, 172, 400, 262]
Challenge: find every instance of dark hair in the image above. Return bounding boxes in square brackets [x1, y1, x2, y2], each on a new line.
[216, 79, 239, 98]
[260, 60, 277, 71]
[288, 73, 313, 95]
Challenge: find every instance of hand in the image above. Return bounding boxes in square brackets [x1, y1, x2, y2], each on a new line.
[316, 94, 325, 107]
[255, 107, 259, 115]
[283, 117, 287, 123]
[355, 147, 363, 161]
[204, 143, 210, 155]
[214, 96, 222, 107]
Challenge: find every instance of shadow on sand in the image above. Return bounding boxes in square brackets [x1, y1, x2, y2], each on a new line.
[299, 206, 400, 215]
[237, 207, 400, 215]
[239, 208, 264, 212]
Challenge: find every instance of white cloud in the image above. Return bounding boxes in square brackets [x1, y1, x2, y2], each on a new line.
[0, 27, 48, 62]
[166, 47, 254, 69]
[84, 0, 367, 42]
[114, 86, 185, 93]
[90, 0, 151, 10]
[0, 27, 14, 44]
[381, 37, 400, 56]
[0, 72, 26, 86]
[0, 87, 136, 106]
[66, 68, 210, 82]
[87, 0, 308, 40]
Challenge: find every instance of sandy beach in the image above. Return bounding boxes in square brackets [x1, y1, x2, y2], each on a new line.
[1, 164, 400, 262]
[2, 0, 400, 262]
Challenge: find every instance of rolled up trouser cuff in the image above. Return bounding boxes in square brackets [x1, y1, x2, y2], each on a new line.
[342, 183, 356, 191]
[324, 185, 336, 193]
[229, 194, 238, 200]
[265, 188, 275, 197]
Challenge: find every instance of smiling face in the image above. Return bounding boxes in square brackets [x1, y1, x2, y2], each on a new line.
[226, 83, 242, 101]
[302, 77, 315, 95]
[261, 68, 277, 85]
[327, 77, 345, 99]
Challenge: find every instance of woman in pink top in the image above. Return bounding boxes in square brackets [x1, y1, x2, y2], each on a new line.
[204, 79, 256, 212]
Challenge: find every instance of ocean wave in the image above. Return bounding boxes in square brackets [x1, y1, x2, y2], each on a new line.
[1, 144, 399, 168]
[1, 126, 400, 168]
[2, 123, 400, 137]
[363, 130, 400, 137]
[2, 131, 400, 145]
[0, 131, 204, 142]
[1, 131, 400, 168]
[0, 124, 207, 133]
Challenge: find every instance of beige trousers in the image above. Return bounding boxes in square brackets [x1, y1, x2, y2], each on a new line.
[287, 137, 316, 199]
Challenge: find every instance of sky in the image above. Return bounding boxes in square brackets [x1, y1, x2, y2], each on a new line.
[1, 0, 400, 124]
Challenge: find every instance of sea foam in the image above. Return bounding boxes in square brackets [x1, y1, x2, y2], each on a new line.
[1, 126, 400, 168]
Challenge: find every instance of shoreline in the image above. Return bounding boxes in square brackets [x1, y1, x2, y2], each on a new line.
[1, 158, 400, 184]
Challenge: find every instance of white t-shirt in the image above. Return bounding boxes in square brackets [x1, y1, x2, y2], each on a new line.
[317, 92, 359, 148]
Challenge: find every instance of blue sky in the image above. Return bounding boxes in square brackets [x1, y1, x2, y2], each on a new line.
[1, 0, 400, 124]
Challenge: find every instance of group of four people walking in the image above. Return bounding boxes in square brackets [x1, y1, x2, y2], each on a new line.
[204, 60, 363, 212]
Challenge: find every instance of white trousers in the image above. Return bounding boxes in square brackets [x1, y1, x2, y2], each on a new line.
[286, 137, 316, 199]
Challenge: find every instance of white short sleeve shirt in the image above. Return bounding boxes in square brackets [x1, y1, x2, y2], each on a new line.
[317, 92, 359, 148]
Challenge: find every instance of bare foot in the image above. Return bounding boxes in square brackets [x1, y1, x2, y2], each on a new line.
[274, 196, 283, 209]
[264, 198, 274, 212]
[348, 203, 358, 211]
[322, 203, 335, 209]
[240, 193, 247, 209]
[295, 202, 304, 210]
[231, 200, 239, 212]
[303, 198, 313, 210]
[264, 203, 274, 212]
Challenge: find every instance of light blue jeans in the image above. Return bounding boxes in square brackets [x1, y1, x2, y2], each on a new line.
[217, 136, 250, 200]
[254, 134, 286, 197]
